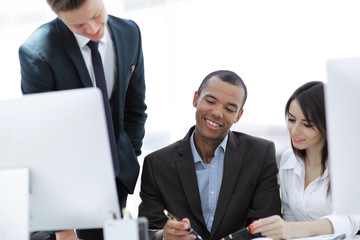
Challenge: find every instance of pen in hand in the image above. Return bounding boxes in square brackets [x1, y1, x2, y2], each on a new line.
[219, 226, 250, 240]
[163, 209, 203, 240]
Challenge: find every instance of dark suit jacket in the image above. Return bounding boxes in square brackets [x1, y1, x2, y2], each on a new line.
[138, 126, 281, 240]
[18, 15, 147, 194]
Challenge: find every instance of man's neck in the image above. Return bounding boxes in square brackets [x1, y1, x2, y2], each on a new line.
[193, 132, 226, 164]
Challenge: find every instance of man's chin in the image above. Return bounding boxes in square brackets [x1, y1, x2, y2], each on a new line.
[89, 35, 103, 42]
[88, 30, 104, 41]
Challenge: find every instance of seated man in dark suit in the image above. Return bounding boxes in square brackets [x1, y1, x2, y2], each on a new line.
[138, 70, 281, 240]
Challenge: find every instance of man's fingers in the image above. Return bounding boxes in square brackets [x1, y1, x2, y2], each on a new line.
[163, 219, 197, 240]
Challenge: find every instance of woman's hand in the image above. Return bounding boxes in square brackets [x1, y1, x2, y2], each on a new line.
[250, 215, 295, 240]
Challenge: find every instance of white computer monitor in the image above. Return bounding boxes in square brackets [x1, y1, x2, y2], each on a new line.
[325, 57, 360, 215]
[0, 88, 121, 231]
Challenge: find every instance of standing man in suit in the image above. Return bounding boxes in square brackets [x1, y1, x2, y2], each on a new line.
[19, 0, 147, 239]
[138, 70, 281, 240]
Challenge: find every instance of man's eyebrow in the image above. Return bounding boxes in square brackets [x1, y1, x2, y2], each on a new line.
[204, 94, 217, 100]
[227, 102, 239, 109]
[204, 94, 239, 109]
[71, 22, 84, 27]
[70, 9, 101, 26]
[92, 9, 101, 18]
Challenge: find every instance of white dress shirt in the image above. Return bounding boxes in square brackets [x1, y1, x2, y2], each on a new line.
[73, 25, 117, 98]
[279, 148, 360, 237]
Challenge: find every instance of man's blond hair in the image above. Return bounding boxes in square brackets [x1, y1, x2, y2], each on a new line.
[46, 0, 87, 14]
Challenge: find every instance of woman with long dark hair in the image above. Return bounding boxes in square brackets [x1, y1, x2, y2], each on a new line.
[250, 81, 360, 239]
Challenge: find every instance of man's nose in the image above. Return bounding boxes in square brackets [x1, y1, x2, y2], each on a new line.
[87, 21, 98, 34]
[211, 105, 224, 119]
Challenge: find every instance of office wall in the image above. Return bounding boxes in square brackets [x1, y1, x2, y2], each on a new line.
[1, 0, 360, 216]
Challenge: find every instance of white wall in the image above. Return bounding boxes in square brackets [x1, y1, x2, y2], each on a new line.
[1, 0, 360, 217]
[118, 0, 360, 139]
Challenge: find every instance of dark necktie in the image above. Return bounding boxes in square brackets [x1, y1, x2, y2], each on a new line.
[87, 40, 120, 176]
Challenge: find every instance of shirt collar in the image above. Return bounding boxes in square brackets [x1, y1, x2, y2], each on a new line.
[282, 153, 304, 178]
[73, 24, 109, 49]
[190, 130, 228, 164]
[282, 153, 302, 169]
[282, 152, 329, 179]
[319, 164, 330, 180]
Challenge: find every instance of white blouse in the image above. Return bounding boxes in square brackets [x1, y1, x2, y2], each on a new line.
[279, 148, 360, 237]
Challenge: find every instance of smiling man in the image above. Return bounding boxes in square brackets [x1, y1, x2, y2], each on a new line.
[138, 70, 281, 240]
[19, 0, 147, 240]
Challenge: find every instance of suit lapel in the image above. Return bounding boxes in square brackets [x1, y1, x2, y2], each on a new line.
[210, 131, 246, 237]
[175, 128, 207, 230]
[56, 19, 93, 88]
[107, 16, 127, 102]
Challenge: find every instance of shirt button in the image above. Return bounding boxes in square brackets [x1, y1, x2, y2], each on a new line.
[211, 217, 214, 220]
[212, 165, 215, 168]
[211, 191, 214, 195]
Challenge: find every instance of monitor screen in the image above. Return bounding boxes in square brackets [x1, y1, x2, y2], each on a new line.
[0, 88, 121, 231]
[325, 57, 360, 215]
[0, 168, 29, 240]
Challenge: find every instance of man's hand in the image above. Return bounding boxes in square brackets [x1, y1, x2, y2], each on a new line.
[55, 230, 82, 240]
[163, 218, 196, 240]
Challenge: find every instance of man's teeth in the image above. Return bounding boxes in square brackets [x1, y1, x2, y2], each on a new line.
[207, 119, 219, 127]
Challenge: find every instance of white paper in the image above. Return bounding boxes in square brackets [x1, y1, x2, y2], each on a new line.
[289, 234, 345, 240]
[103, 219, 139, 240]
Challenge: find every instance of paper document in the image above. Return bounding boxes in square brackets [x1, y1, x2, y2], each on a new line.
[103, 219, 139, 240]
[289, 233, 345, 240]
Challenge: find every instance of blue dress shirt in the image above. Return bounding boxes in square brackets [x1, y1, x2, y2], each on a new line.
[190, 131, 227, 232]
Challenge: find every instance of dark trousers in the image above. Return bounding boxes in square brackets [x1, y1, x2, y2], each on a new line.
[30, 179, 127, 240]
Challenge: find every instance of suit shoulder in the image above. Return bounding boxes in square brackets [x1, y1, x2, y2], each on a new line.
[108, 15, 140, 32]
[20, 19, 63, 52]
[145, 140, 182, 159]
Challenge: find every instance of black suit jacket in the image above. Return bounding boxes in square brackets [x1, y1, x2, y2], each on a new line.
[138, 126, 281, 240]
[19, 15, 147, 194]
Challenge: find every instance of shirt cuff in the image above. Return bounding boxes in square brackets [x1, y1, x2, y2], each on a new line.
[321, 215, 351, 237]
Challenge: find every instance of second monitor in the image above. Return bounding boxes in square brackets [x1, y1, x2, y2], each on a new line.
[325, 57, 360, 215]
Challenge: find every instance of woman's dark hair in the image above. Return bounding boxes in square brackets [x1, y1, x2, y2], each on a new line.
[285, 81, 328, 175]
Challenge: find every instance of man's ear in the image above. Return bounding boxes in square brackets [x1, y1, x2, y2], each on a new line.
[234, 109, 244, 123]
[56, 12, 62, 20]
[193, 91, 199, 108]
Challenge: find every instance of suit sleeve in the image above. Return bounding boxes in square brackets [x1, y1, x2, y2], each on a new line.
[138, 156, 168, 227]
[123, 20, 147, 157]
[138, 156, 168, 240]
[246, 141, 282, 222]
[19, 44, 56, 94]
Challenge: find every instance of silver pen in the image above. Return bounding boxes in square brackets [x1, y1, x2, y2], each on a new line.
[163, 209, 203, 240]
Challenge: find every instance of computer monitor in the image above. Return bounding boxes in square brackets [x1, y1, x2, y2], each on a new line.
[325, 57, 360, 215]
[0, 88, 121, 231]
[0, 168, 29, 240]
